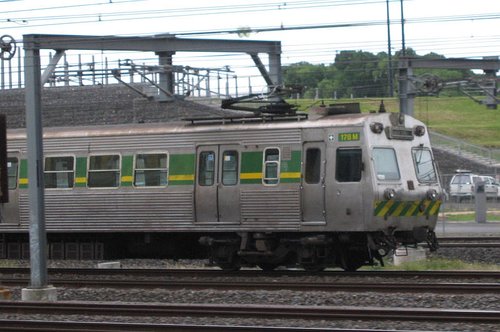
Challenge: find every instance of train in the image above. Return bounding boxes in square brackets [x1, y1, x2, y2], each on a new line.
[0, 100, 443, 271]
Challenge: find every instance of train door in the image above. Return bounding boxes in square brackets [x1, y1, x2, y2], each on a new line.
[195, 145, 240, 223]
[302, 142, 326, 223]
[325, 145, 364, 230]
[0, 154, 20, 224]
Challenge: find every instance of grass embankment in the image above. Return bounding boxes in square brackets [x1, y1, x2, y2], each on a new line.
[290, 96, 500, 148]
[378, 258, 499, 271]
[440, 212, 500, 222]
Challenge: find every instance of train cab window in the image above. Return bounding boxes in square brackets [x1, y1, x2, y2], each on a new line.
[263, 148, 280, 185]
[134, 153, 168, 187]
[198, 151, 215, 186]
[372, 148, 400, 181]
[44, 156, 75, 189]
[222, 150, 238, 186]
[336, 148, 362, 182]
[305, 148, 321, 184]
[88, 154, 120, 188]
[412, 148, 438, 183]
[7, 157, 18, 189]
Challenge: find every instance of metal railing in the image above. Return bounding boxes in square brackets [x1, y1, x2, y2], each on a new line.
[430, 131, 500, 167]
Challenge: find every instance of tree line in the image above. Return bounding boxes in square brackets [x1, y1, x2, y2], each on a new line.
[282, 48, 473, 99]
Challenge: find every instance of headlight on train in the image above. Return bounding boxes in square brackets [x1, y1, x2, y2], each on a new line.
[426, 189, 438, 201]
[370, 122, 384, 134]
[414, 125, 426, 137]
[384, 188, 396, 200]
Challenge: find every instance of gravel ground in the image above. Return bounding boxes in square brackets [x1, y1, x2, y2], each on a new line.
[1, 248, 498, 331]
[1, 286, 499, 331]
[429, 247, 499, 265]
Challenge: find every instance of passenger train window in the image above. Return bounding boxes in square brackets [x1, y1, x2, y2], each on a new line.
[198, 151, 215, 186]
[412, 148, 437, 183]
[222, 150, 238, 186]
[336, 148, 362, 182]
[7, 157, 18, 189]
[372, 148, 400, 181]
[134, 153, 168, 187]
[305, 148, 321, 184]
[263, 148, 280, 185]
[44, 156, 75, 189]
[87, 154, 120, 188]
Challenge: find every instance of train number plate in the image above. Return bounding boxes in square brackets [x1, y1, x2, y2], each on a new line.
[338, 132, 360, 142]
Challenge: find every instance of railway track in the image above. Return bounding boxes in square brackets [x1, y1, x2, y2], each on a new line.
[437, 236, 500, 248]
[0, 320, 391, 332]
[1, 277, 498, 294]
[1, 301, 499, 324]
[1, 267, 499, 279]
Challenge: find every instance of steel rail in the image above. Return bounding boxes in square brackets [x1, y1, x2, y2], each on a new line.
[1, 267, 499, 279]
[1, 278, 498, 294]
[438, 237, 500, 242]
[0, 301, 499, 323]
[0, 319, 409, 332]
[438, 242, 500, 248]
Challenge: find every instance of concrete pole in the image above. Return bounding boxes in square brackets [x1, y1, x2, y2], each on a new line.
[483, 56, 498, 110]
[22, 45, 57, 301]
[398, 59, 414, 116]
[475, 181, 487, 223]
[157, 51, 175, 101]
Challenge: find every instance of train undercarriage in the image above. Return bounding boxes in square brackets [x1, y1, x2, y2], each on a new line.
[0, 228, 437, 271]
[199, 227, 438, 271]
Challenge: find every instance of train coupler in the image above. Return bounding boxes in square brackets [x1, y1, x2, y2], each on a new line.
[426, 230, 439, 252]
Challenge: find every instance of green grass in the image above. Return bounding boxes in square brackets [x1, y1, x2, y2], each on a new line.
[289, 96, 500, 148]
[374, 257, 500, 271]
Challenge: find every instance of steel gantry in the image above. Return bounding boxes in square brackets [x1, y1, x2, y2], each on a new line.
[22, 33, 282, 300]
[398, 56, 500, 115]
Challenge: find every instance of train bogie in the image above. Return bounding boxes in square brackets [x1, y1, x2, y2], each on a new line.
[0, 107, 442, 270]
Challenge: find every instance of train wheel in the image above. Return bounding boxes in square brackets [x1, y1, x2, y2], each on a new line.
[340, 252, 364, 272]
[302, 263, 325, 272]
[218, 262, 241, 272]
[258, 263, 279, 271]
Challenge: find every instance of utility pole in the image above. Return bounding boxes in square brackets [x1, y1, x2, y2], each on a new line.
[386, 0, 394, 97]
[400, 0, 406, 56]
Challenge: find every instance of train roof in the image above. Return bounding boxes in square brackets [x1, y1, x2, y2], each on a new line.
[7, 111, 421, 141]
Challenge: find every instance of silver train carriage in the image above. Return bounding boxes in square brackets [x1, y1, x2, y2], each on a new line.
[0, 108, 443, 271]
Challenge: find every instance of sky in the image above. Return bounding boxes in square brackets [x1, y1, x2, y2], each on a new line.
[1, 0, 499, 93]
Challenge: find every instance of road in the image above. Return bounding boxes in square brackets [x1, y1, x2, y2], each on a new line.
[435, 221, 500, 236]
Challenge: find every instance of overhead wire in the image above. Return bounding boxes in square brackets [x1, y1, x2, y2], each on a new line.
[2, 0, 498, 92]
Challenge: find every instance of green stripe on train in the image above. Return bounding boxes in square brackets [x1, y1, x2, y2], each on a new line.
[121, 155, 133, 186]
[240, 151, 262, 184]
[75, 157, 87, 187]
[19, 159, 28, 189]
[169, 153, 195, 185]
[240, 150, 301, 184]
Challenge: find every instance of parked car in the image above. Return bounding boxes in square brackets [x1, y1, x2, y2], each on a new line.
[449, 170, 479, 201]
[476, 175, 500, 200]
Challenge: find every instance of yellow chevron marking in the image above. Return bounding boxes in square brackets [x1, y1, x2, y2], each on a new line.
[406, 201, 421, 216]
[392, 202, 406, 216]
[429, 201, 442, 215]
[420, 200, 432, 216]
[378, 200, 395, 217]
